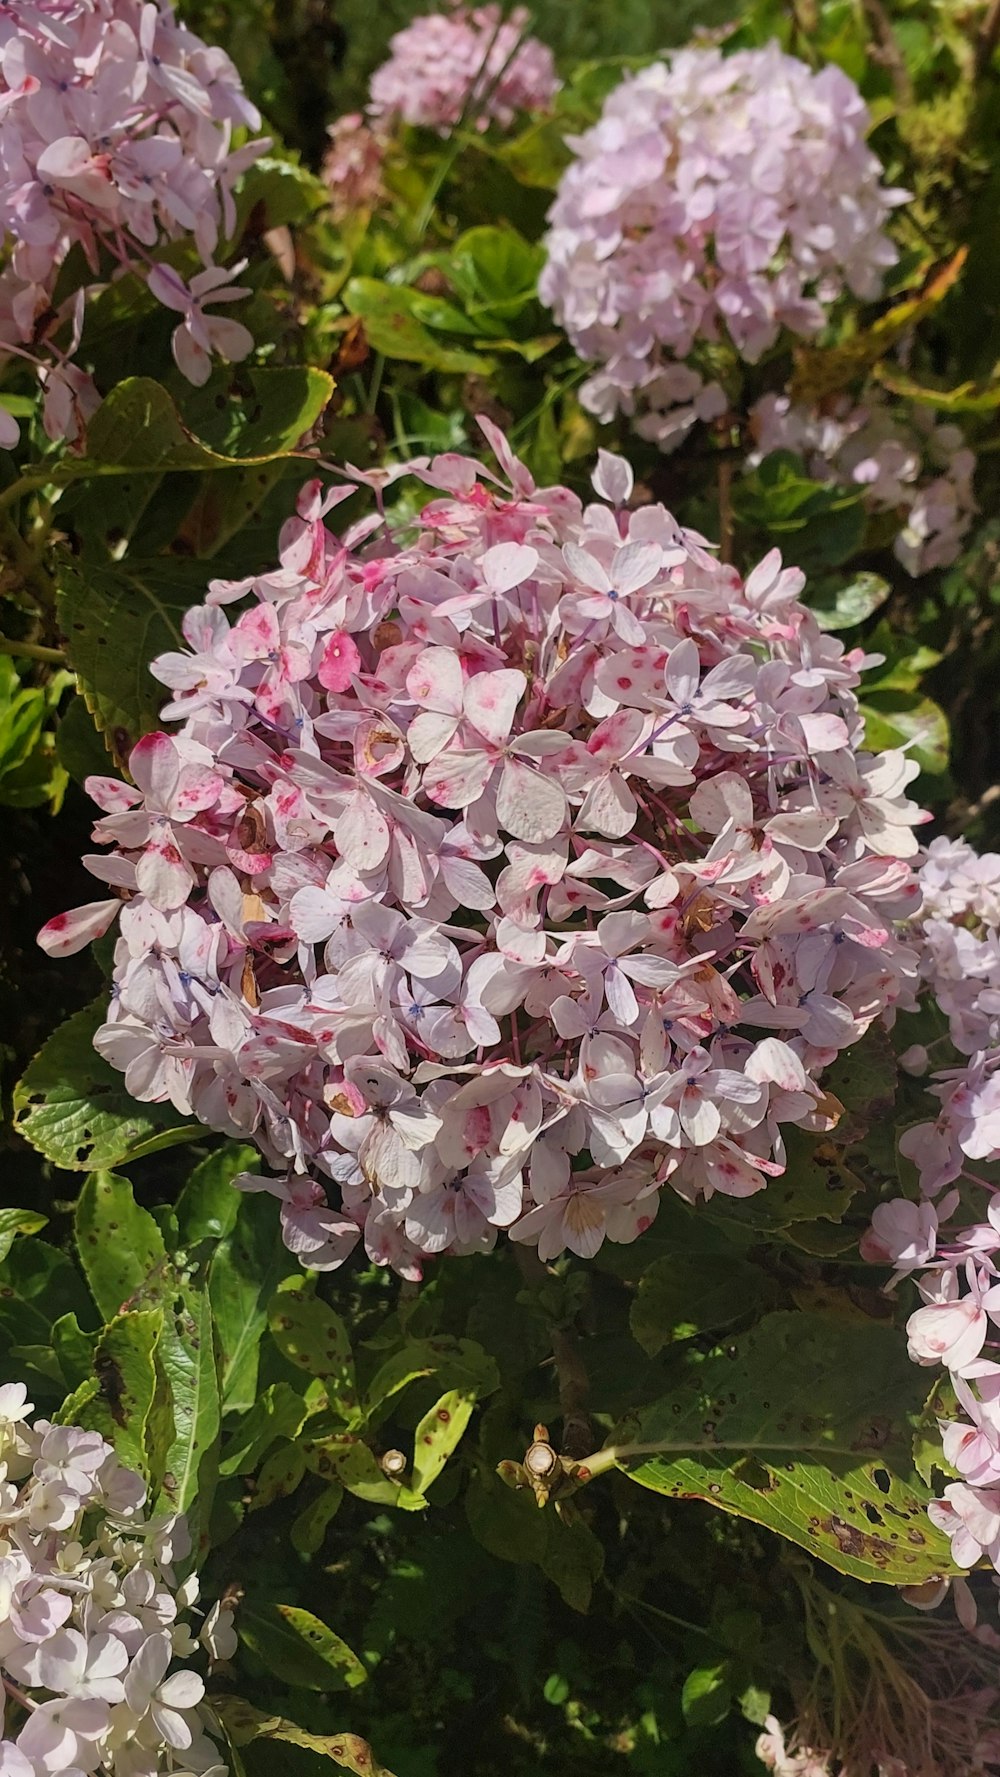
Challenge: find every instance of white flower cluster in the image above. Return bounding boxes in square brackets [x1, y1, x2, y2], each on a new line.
[540, 44, 906, 449]
[0, 1386, 234, 1777]
[749, 392, 978, 577]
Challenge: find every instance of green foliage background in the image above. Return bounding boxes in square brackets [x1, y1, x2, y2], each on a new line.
[4, 1, 1000, 1774]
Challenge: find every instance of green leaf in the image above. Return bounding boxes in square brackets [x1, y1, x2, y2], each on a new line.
[0, 1209, 48, 1265]
[539, 1510, 604, 1614]
[411, 1389, 476, 1494]
[52, 369, 334, 484]
[14, 1001, 194, 1173]
[303, 1433, 427, 1513]
[630, 1253, 771, 1357]
[52, 1314, 97, 1391]
[15, 1002, 194, 1168]
[156, 1284, 221, 1548]
[495, 117, 571, 188]
[704, 1125, 865, 1242]
[362, 1336, 499, 1425]
[210, 1193, 292, 1415]
[740, 1684, 772, 1727]
[56, 557, 219, 752]
[219, 1382, 310, 1477]
[464, 1473, 602, 1611]
[268, 1280, 357, 1416]
[447, 226, 545, 334]
[73, 1309, 163, 1475]
[343, 279, 494, 372]
[808, 572, 891, 632]
[863, 695, 950, 778]
[177, 1146, 257, 1247]
[55, 694, 114, 784]
[681, 1662, 732, 1728]
[75, 1172, 168, 1322]
[229, 156, 327, 238]
[465, 1470, 546, 1566]
[211, 1698, 396, 1777]
[613, 1311, 958, 1584]
[290, 1484, 344, 1557]
[239, 1602, 367, 1692]
[249, 1442, 307, 1512]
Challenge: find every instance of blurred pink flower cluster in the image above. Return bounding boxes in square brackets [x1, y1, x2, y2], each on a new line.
[0, 1382, 233, 1777]
[367, 4, 559, 134]
[859, 837, 1000, 1575]
[322, 113, 385, 224]
[540, 45, 906, 449]
[323, 2, 558, 214]
[0, 0, 266, 448]
[749, 393, 978, 578]
[40, 426, 926, 1279]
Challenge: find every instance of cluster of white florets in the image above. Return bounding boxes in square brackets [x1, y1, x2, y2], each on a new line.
[0, 0, 265, 447]
[856, 838, 1000, 1577]
[0, 1385, 233, 1777]
[749, 393, 978, 577]
[540, 45, 906, 449]
[38, 424, 928, 1278]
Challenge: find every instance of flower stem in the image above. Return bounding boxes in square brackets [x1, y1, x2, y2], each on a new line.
[0, 634, 65, 665]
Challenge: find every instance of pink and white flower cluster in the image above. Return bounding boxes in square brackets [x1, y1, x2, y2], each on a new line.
[860, 838, 1000, 1576]
[0, 0, 266, 449]
[540, 45, 906, 449]
[39, 426, 927, 1280]
[322, 114, 385, 224]
[0, 1384, 233, 1777]
[749, 393, 978, 578]
[367, 4, 559, 135]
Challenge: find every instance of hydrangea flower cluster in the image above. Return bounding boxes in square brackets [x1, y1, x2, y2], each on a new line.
[749, 393, 978, 578]
[0, 1383, 233, 1777]
[366, 4, 559, 135]
[859, 837, 1000, 1576]
[0, 0, 266, 448]
[39, 426, 928, 1280]
[540, 45, 906, 449]
[322, 115, 385, 225]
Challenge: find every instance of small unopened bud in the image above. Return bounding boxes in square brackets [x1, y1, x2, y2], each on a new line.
[899, 1044, 930, 1077]
[380, 1449, 407, 1481]
[497, 1460, 525, 1491]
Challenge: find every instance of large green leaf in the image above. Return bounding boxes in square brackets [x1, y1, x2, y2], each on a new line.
[75, 1172, 169, 1322]
[176, 1145, 257, 1248]
[239, 1602, 367, 1692]
[807, 572, 891, 633]
[0, 1209, 48, 1265]
[210, 1192, 293, 1415]
[343, 279, 494, 372]
[72, 1309, 163, 1476]
[362, 1336, 499, 1427]
[447, 225, 545, 334]
[218, 1382, 311, 1477]
[303, 1432, 428, 1513]
[212, 1697, 396, 1777]
[411, 1389, 476, 1495]
[268, 1279, 357, 1417]
[14, 1001, 194, 1173]
[52, 369, 333, 483]
[57, 556, 217, 751]
[630, 1253, 773, 1357]
[156, 1283, 221, 1550]
[608, 1311, 958, 1584]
